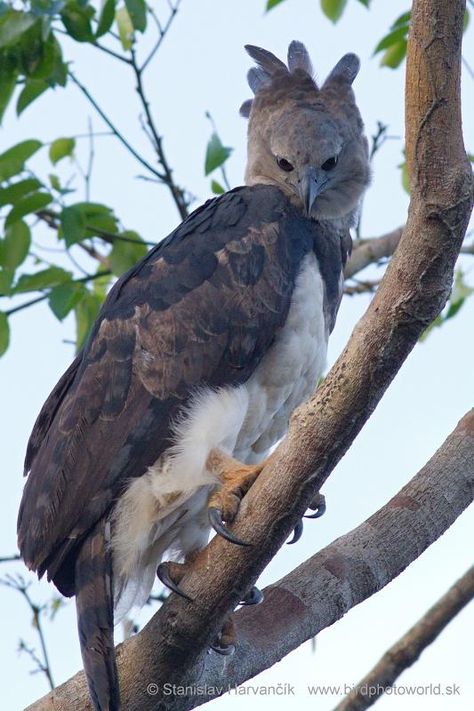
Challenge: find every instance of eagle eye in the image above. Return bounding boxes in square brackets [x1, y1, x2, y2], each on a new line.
[321, 155, 338, 171]
[277, 157, 294, 172]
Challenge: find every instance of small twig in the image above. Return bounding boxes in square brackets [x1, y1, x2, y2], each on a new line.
[355, 121, 396, 240]
[78, 242, 110, 268]
[369, 121, 389, 161]
[130, 47, 189, 219]
[344, 279, 381, 296]
[0, 554, 21, 563]
[68, 71, 166, 183]
[85, 117, 95, 201]
[5, 271, 111, 317]
[462, 56, 474, 81]
[333, 565, 474, 711]
[1, 575, 55, 690]
[92, 41, 133, 65]
[35, 209, 157, 247]
[53, 26, 131, 65]
[141, 0, 182, 73]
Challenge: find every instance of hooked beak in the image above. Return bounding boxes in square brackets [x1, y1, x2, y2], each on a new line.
[299, 167, 325, 217]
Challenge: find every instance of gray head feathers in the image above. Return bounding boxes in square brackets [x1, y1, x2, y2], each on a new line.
[287, 40, 313, 74]
[242, 41, 369, 223]
[323, 53, 360, 87]
[240, 41, 360, 118]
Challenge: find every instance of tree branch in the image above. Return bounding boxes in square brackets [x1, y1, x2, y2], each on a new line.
[5, 271, 111, 317]
[68, 72, 167, 183]
[1, 576, 55, 691]
[345, 227, 403, 278]
[27, 408, 474, 709]
[333, 564, 474, 711]
[130, 48, 189, 219]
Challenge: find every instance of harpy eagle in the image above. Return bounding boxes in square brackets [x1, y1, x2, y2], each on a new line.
[18, 42, 369, 710]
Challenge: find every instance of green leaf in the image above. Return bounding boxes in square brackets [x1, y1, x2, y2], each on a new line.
[0, 11, 36, 48]
[61, 2, 95, 42]
[211, 179, 225, 195]
[17, 79, 49, 115]
[109, 231, 147, 276]
[0, 311, 9, 356]
[5, 191, 52, 227]
[205, 132, 232, 176]
[320, 0, 348, 23]
[81, 202, 118, 234]
[419, 313, 443, 342]
[48, 282, 86, 320]
[125, 0, 146, 32]
[49, 174, 61, 191]
[0, 178, 42, 207]
[96, 0, 116, 37]
[374, 26, 409, 54]
[0, 54, 18, 124]
[0, 220, 31, 269]
[464, 9, 469, 32]
[14, 266, 72, 293]
[0, 267, 14, 296]
[59, 202, 118, 245]
[30, 33, 67, 86]
[380, 39, 407, 69]
[265, 0, 286, 10]
[0, 139, 42, 182]
[60, 205, 86, 246]
[391, 11, 411, 29]
[49, 137, 76, 165]
[399, 161, 410, 194]
[420, 270, 473, 341]
[355, 0, 369, 6]
[75, 289, 103, 350]
[116, 6, 134, 50]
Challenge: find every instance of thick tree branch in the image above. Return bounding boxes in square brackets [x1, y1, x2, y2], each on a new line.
[345, 227, 403, 278]
[334, 564, 474, 711]
[28, 409, 474, 709]
[25, 0, 473, 708]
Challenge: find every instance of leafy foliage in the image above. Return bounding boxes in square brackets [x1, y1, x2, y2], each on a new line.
[266, 0, 370, 15]
[204, 132, 232, 176]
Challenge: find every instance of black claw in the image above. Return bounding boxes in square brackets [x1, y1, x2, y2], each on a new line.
[240, 586, 264, 606]
[210, 642, 236, 656]
[156, 563, 194, 602]
[208, 507, 252, 547]
[305, 493, 327, 519]
[287, 518, 304, 545]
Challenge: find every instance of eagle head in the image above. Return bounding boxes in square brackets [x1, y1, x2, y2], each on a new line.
[241, 41, 370, 222]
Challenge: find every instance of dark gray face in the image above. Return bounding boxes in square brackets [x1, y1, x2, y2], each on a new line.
[270, 109, 370, 219]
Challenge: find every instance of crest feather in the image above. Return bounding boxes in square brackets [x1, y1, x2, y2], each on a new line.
[287, 40, 313, 75]
[324, 53, 360, 87]
[247, 66, 271, 94]
[244, 44, 288, 76]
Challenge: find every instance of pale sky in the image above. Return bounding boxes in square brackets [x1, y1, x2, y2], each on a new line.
[1, 1, 473, 709]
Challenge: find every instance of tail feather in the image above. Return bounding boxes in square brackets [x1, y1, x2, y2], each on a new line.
[76, 520, 120, 711]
